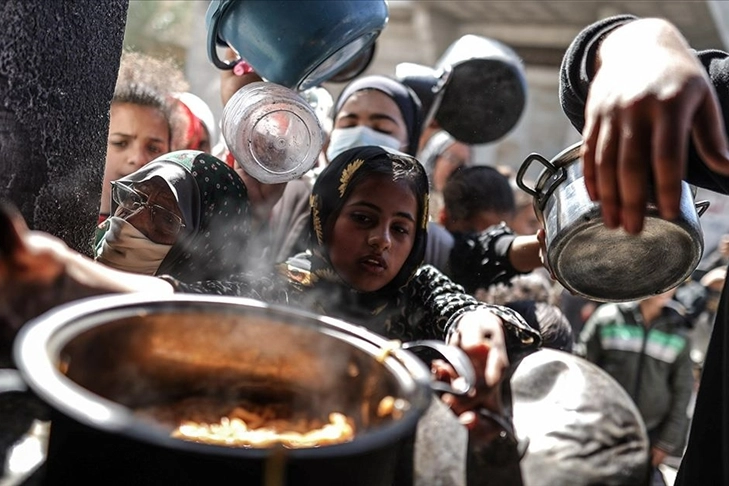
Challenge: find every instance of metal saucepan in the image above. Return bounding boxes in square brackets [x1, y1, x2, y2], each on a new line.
[516, 142, 709, 302]
[13, 294, 475, 486]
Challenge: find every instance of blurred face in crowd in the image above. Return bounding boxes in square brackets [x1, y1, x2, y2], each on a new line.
[511, 203, 542, 236]
[443, 208, 507, 235]
[333, 90, 409, 152]
[101, 102, 170, 214]
[432, 141, 471, 193]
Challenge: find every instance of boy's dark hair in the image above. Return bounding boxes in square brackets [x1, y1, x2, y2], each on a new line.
[443, 165, 515, 221]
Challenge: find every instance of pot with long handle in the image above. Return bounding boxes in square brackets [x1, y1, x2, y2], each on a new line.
[14, 293, 477, 486]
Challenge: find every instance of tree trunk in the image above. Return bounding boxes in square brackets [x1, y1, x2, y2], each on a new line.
[0, 0, 129, 255]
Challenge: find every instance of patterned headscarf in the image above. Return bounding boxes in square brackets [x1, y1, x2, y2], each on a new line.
[306, 145, 429, 296]
[334, 75, 424, 156]
[120, 150, 251, 282]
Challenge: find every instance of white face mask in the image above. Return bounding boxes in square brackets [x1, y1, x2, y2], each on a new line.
[95, 217, 173, 275]
[326, 125, 403, 162]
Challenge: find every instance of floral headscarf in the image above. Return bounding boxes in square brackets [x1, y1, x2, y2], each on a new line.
[306, 145, 429, 297]
[122, 150, 251, 282]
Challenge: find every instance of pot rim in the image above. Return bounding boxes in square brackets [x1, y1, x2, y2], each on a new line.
[14, 293, 433, 459]
[546, 141, 582, 170]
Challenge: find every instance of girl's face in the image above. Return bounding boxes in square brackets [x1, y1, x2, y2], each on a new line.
[328, 174, 418, 292]
[334, 90, 409, 151]
[104, 102, 170, 192]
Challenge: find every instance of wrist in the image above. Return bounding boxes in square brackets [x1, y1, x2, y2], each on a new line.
[449, 308, 504, 337]
[508, 235, 542, 273]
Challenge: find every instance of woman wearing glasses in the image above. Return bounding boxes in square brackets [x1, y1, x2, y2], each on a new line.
[95, 150, 252, 282]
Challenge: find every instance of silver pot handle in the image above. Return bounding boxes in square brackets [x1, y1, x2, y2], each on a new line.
[516, 153, 566, 210]
[695, 200, 710, 217]
[401, 340, 475, 396]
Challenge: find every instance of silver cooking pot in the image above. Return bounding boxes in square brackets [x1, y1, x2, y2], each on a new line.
[13, 294, 475, 486]
[516, 142, 709, 302]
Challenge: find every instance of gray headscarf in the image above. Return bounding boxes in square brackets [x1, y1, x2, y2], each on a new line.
[417, 130, 457, 183]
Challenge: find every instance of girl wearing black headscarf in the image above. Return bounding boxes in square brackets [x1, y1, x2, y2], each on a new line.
[164, 146, 539, 351]
[95, 150, 251, 282]
[270, 75, 426, 262]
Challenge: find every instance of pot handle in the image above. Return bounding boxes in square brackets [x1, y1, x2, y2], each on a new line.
[695, 200, 710, 217]
[401, 340, 475, 396]
[207, 0, 237, 70]
[516, 153, 566, 211]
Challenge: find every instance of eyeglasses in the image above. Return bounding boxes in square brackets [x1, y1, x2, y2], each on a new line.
[110, 181, 186, 236]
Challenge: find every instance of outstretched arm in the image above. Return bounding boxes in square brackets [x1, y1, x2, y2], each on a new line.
[561, 16, 729, 234]
[0, 203, 173, 349]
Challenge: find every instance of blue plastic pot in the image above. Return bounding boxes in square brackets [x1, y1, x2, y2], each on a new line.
[206, 0, 388, 91]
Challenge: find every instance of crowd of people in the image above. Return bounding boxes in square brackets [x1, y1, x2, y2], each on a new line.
[2, 10, 729, 486]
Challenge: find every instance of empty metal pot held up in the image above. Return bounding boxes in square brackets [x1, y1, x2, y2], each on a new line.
[516, 142, 709, 302]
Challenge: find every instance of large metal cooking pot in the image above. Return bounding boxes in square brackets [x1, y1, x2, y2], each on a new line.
[516, 142, 709, 302]
[13, 294, 474, 486]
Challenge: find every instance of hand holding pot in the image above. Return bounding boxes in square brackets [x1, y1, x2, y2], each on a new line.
[582, 18, 729, 234]
[219, 47, 263, 107]
[435, 308, 510, 444]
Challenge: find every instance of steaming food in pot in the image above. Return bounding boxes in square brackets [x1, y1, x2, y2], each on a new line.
[136, 397, 356, 448]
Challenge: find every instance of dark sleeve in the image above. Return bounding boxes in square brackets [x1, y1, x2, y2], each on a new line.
[688, 50, 729, 193]
[559, 14, 637, 133]
[447, 223, 525, 295]
[157, 272, 266, 299]
[404, 265, 541, 361]
[560, 15, 729, 195]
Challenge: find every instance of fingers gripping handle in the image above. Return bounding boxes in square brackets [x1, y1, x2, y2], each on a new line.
[402, 340, 476, 396]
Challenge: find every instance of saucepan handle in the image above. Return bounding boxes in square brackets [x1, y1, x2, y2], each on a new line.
[695, 200, 710, 217]
[401, 340, 475, 397]
[207, 0, 237, 70]
[515, 153, 554, 198]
